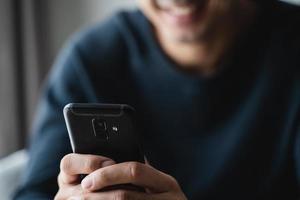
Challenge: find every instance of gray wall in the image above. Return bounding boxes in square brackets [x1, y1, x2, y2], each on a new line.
[0, 0, 135, 158]
[0, 0, 19, 158]
[45, 0, 135, 68]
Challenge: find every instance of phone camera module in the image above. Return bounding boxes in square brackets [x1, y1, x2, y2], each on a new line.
[92, 118, 108, 140]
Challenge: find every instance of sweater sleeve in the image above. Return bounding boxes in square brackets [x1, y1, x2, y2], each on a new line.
[13, 37, 98, 199]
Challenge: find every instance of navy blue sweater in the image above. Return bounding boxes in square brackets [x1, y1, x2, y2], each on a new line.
[15, 2, 300, 200]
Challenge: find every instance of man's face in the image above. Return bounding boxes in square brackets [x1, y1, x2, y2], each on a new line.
[138, 0, 246, 43]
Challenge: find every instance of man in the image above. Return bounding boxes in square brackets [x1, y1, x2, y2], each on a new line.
[14, 0, 300, 199]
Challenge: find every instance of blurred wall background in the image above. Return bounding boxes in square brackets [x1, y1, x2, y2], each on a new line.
[0, 0, 299, 158]
[0, 0, 134, 158]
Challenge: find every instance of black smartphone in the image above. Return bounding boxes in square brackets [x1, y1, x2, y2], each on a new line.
[63, 103, 144, 164]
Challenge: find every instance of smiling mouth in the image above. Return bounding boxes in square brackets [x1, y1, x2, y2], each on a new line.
[156, 0, 206, 11]
[156, 0, 208, 27]
[156, 0, 201, 7]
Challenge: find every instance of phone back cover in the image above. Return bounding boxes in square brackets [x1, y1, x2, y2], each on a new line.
[64, 104, 144, 163]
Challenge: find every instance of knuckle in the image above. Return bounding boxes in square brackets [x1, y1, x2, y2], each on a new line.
[128, 162, 143, 180]
[113, 190, 130, 200]
[167, 175, 180, 190]
[70, 185, 84, 196]
[60, 154, 74, 172]
[84, 156, 101, 171]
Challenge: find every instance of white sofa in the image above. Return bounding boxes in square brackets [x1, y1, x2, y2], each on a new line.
[0, 150, 28, 200]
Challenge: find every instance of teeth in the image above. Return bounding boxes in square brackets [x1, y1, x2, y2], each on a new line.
[172, 6, 196, 15]
[156, 0, 198, 15]
[156, 0, 197, 9]
[157, 0, 195, 6]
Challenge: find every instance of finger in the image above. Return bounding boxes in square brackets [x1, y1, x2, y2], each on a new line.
[60, 153, 115, 184]
[55, 184, 83, 200]
[58, 172, 78, 186]
[69, 189, 152, 200]
[81, 162, 179, 193]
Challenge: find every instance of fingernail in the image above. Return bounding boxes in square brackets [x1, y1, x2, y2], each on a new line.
[81, 177, 93, 190]
[102, 160, 115, 167]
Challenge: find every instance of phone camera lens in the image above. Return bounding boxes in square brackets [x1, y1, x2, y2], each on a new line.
[92, 118, 108, 139]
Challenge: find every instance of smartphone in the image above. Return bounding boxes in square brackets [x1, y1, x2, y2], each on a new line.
[63, 103, 144, 164]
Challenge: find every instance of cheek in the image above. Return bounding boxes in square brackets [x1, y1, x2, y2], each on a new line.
[205, 0, 238, 25]
[138, 0, 163, 28]
[138, 0, 157, 16]
[206, 0, 232, 17]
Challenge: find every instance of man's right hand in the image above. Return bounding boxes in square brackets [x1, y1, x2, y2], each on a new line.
[54, 153, 115, 200]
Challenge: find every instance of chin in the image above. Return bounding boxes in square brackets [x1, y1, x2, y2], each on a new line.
[170, 33, 202, 43]
[164, 26, 206, 43]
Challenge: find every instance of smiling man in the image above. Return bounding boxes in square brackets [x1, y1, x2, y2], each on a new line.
[14, 0, 300, 200]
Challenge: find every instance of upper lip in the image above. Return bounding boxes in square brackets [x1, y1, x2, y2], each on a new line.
[156, 0, 206, 12]
[156, 0, 202, 6]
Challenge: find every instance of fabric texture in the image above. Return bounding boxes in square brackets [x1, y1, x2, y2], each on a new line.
[14, 2, 300, 199]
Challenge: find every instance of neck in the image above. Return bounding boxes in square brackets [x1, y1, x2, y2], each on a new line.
[155, 1, 258, 76]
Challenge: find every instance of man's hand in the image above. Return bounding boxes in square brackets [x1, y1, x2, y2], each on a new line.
[54, 153, 115, 200]
[55, 153, 187, 200]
